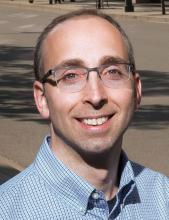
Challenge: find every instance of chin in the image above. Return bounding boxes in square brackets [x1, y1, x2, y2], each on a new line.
[74, 140, 117, 167]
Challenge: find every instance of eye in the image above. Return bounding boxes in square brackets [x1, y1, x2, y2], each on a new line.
[60, 69, 84, 84]
[64, 73, 78, 80]
[108, 68, 121, 75]
[102, 66, 123, 80]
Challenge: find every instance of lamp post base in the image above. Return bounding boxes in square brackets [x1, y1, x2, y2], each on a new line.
[124, 0, 134, 12]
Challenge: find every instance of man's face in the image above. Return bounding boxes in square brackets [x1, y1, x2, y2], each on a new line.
[34, 16, 141, 158]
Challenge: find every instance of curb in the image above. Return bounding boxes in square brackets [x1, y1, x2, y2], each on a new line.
[0, 155, 23, 184]
[106, 12, 169, 24]
[0, 1, 169, 23]
[0, 154, 23, 172]
[0, 1, 74, 12]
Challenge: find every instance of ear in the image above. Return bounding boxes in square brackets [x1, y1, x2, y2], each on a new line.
[134, 73, 142, 110]
[33, 81, 49, 119]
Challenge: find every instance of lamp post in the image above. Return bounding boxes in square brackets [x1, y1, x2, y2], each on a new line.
[96, 0, 102, 9]
[161, 0, 166, 15]
[124, 0, 134, 12]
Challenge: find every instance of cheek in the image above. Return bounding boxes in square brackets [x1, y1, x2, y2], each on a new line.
[111, 88, 134, 108]
[46, 89, 81, 118]
[112, 89, 135, 126]
[120, 89, 135, 121]
[125, 90, 135, 111]
[112, 89, 135, 129]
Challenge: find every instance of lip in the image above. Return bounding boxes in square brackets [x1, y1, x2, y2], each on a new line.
[76, 114, 113, 120]
[75, 114, 114, 133]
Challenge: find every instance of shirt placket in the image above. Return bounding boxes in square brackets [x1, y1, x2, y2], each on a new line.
[86, 190, 109, 219]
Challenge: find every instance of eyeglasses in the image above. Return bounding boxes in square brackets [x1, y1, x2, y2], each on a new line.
[40, 62, 134, 93]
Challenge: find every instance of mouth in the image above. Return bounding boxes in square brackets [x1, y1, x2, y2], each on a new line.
[82, 116, 108, 126]
[77, 115, 113, 127]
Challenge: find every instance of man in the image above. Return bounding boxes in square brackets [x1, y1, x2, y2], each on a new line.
[0, 9, 169, 219]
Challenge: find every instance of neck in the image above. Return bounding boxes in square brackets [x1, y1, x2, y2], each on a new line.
[80, 144, 121, 200]
[50, 128, 122, 201]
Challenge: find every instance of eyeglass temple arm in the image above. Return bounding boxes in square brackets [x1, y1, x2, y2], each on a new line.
[41, 70, 53, 83]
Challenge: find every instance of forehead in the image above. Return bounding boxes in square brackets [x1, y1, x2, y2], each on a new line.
[51, 15, 118, 32]
[42, 16, 128, 69]
[47, 15, 124, 43]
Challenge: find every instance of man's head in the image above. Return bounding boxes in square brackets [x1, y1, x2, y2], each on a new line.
[34, 9, 135, 82]
[33, 10, 141, 163]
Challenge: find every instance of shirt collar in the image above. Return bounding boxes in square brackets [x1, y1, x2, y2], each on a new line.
[110, 152, 141, 218]
[119, 151, 136, 187]
[34, 136, 95, 214]
[34, 136, 141, 215]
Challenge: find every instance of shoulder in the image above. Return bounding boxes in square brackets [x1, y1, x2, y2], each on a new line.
[131, 161, 169, 200]
[0, 162, 64, 219]
[131, 161, 169, 183]
[0, 164, 37, 201]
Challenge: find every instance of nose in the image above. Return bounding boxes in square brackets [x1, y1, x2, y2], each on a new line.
[82, 71, 108, 109]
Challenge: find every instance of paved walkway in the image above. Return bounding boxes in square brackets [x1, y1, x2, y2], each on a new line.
[0, 0, 169, 23]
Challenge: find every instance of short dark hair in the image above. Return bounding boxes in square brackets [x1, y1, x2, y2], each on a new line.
[34, 9, 135, 81]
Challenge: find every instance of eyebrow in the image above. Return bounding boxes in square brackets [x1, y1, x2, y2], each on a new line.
[99, 56, 129, 65]
[54, 56, 128, 69]
[58, 59, 85, 68]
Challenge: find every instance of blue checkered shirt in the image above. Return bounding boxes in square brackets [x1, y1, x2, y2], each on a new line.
[0, 136, 169, 219]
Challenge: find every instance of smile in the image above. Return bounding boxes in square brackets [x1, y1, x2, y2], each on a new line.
[82, 117, 108, 126]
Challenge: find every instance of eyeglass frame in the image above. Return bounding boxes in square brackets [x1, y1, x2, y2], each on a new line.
[40, 62, 135, 91]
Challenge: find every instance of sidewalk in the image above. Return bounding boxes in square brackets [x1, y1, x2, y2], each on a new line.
[0, 155, 23, 184]
[0, 0, 169, 23]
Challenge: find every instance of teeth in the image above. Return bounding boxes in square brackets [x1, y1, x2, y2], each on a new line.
[83, 117, 108, 126]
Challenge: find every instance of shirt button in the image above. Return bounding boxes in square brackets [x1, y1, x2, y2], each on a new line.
[80, 207, 84, 211]
[92, 192, 99, 200]
[121, 203, 125, 209]
[79, 207, 85, 215]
